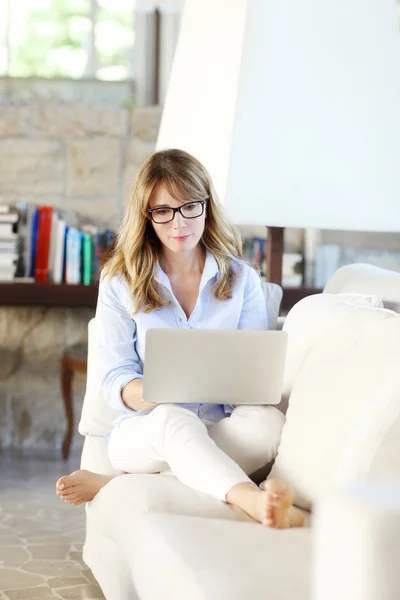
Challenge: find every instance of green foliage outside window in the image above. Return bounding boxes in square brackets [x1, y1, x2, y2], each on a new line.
[1, 0, 135, 80]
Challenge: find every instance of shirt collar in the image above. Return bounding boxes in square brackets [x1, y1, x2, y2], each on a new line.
[154, 250, 219, 293]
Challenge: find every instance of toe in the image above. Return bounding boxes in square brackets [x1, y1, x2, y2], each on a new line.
[56, 476, 67, 491]
[61, 492, 79, 502]
[63, 494, 79, 504]
[266, 492, 280, 507]
[265, 478, 286, 495]
[57, 484, 79, 495]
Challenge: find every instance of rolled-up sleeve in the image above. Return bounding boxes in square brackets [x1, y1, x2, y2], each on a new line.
[95, 275, 143, 412]
[237, 266, 269, 331]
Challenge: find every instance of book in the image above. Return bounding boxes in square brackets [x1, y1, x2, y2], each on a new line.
[2, 201, 117, 286]
[66, 227, 82, 285]
[82, 232, 92, 286]
[0, 240, 18, 252]
[47, 210, 59, 283]
[0, 270, 15, 282]
[0, 223, 17, 237]
[0, 212, 18, 223]
[29, 208, 40, 277]
[62, 225, 69, 283]
[53, 219, 66, 284]
[0, 253, 18, 267]
[22, 204, 36, 278]
[35, 206, 53, 282]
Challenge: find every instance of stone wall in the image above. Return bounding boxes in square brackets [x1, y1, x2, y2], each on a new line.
[0, 102, 162, 229]
[0, 76, 135, 106]
[0, 102, 162, 454]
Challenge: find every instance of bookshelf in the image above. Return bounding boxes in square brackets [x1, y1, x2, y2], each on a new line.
[0, 283, 98, 308]
[0, 282, 321, 311]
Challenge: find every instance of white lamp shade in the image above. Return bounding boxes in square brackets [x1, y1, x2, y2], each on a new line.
[157, 0, 400, 231]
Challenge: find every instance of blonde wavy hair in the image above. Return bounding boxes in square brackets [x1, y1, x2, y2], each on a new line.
[103, 148, 243, 313]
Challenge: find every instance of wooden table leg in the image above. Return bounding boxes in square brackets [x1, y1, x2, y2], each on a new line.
[60, 356, 74, 460]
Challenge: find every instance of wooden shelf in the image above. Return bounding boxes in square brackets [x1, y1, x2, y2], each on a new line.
[0, 282, 322, 310]
[0, 282, 99, 308]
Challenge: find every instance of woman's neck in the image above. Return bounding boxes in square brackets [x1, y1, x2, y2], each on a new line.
[160, 246, 206, 278]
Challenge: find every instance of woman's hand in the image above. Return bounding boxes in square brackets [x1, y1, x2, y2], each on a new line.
[121, 379, 158, 411]
[137, 399, 159, 412]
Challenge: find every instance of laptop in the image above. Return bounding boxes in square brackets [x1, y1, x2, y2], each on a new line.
[142, 329, 288, 405]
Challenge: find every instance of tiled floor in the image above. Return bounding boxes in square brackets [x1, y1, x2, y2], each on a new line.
[0, 451, 104, 599]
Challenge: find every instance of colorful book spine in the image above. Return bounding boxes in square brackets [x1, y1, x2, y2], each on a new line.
[29, 208, 40, 278]
[6, 201, 116, 285]
[82, 232, 92, 286]
[35, 206, 53, 282]
[47, 210, 59, 283]
[66, 228, 82, 285]
[53, 219, 66, 284]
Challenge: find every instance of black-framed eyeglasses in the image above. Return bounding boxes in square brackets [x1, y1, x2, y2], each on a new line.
[147, 200, 206, 224]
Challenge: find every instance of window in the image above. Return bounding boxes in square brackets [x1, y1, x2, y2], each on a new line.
[0, 0, 135, 80]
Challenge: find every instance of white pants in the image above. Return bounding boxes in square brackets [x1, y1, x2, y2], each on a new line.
[108, 404, 285, 501]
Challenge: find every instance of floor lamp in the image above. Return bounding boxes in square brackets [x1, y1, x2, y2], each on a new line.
[156, 0, 400, 295]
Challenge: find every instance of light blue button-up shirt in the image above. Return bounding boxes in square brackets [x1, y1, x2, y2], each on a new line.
[96, 252, 269, 427]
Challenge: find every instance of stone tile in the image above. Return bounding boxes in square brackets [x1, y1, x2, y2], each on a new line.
[80, 571, 97, 585]
[67, 553, 83, 564]
[67, 138, 121, 197]
[0, 519, 39, 535]
[0, 528, 17, 536]
[0, 539, 24, 547]
[28, 546, 71, 560]
[48, 577, 89, 589]
[55, 584, 104, 599]
[0, 563, 28, 570]
[0, 106, 21, 136]
[10, 597, 57, 600]
[0, 139, 64, 194]
[19, 308, 66, 356]
[123, 138, 155, 198]
[126, 137, 155, 167]
[25, 535, 70, 544]
[3, 585, 56, 599]
[21, 560, 83, 578]
[63, 198, 120, 230]
[123, 162, 139, 199]
[0, 547, 30, 563]
[0, 568, 44, 590]
[0, 104, 129, 139]
[130, 105, 162, 141]
[63, 309, 93, 349]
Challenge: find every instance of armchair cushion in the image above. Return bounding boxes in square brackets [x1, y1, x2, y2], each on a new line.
[270, 294, 400, 510]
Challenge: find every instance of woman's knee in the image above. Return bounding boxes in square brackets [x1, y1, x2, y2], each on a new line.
[232, 404, 285, 427]
[150, 404, 204, 428]
[151, 403, 192, 420]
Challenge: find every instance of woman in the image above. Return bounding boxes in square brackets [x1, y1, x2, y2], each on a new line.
[56, 149, 304, 529]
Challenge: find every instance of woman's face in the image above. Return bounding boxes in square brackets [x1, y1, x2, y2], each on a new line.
[148, 183, 207, 254]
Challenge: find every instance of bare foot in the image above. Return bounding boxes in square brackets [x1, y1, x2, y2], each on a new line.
[258, 479, 304, 528]
[56, 470, 118, 505]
